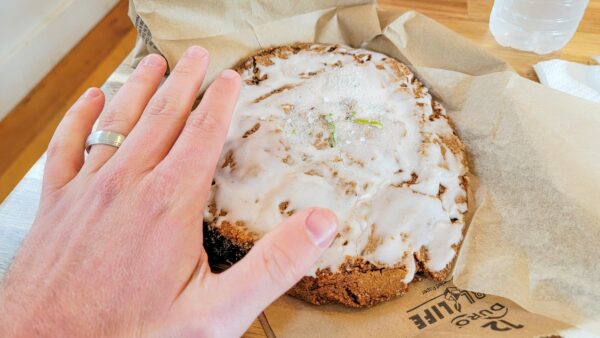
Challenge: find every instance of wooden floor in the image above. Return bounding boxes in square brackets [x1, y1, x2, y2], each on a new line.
[0, 0, 135, 201]
[0, 1, 598, 337]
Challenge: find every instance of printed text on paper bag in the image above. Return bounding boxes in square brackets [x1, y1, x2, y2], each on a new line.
[407, 280, 524, 332]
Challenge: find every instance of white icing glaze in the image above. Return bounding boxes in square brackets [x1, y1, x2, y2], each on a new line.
[207, 45, 468, 282]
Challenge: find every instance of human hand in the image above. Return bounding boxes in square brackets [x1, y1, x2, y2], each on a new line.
[0, 46, 338, 337]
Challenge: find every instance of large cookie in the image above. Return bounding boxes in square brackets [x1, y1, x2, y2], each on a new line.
[204, 43, 469, 308]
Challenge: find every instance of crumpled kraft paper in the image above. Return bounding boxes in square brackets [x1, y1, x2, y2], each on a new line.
[129, 0, 600, 335]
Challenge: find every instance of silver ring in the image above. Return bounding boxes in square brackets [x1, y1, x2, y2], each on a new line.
[85, 130, 126, 153]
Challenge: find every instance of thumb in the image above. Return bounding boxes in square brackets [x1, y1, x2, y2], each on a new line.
[216, 208, 338, 328]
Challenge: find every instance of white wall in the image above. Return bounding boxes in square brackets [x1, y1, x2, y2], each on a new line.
[0, 0, 119, 121]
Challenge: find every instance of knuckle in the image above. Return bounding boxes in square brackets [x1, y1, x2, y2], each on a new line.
[185, 110, 222, 135]
[141, 171, 177, 212]
[206, 76, 238, 98]
[127, 69, 155, 84]
[64, 105, 81, 117]
[146, 95, 180, 118]
[171, 62, 196, 76]
[98, 107, 131, 129]
[207, 82, 229, 96]
[262, 241, 298, 288]
[46, 139, 64, 159]
[91, 167, 131, 206]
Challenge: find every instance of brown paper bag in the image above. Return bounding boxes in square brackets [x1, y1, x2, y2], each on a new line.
[129, 0, 600, 335]
[264, 280, 571, 337]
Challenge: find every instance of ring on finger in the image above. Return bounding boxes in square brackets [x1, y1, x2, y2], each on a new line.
[85, 130, 126, 153]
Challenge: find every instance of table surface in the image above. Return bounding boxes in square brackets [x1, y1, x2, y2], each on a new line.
[1, 1, 598, 337]
[380, 0, 600, 81]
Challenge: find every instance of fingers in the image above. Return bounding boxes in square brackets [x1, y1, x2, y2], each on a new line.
[213, 209, 338, 329]
[84, 53, 166, 172]
[43, 88, 105, 195]
[111, 46, 210, 170]
[153, 69, 241, 206]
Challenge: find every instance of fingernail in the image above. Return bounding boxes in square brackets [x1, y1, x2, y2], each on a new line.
[184, 46, 207, 58]
[141, 54, 164, 67]
[219, 69, 239, 79]
[305, 209, 338, 248]
[83, 88, 100, 98]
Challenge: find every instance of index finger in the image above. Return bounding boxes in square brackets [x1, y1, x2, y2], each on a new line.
[153, 69, 241, 203]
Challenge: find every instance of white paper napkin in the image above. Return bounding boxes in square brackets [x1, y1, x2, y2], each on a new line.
[534, 58, 600, 103]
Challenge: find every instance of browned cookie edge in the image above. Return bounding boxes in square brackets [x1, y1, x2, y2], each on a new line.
[205, 42, 469, 308]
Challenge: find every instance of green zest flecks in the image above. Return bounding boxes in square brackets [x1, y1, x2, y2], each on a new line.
[353, 117, 384, 128]
[321, 114, 337, 147]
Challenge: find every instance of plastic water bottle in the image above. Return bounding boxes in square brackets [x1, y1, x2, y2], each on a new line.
[489, 0, 589, 54]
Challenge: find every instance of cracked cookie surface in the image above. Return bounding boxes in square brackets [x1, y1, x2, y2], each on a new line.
[203, 43, 469, 307]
